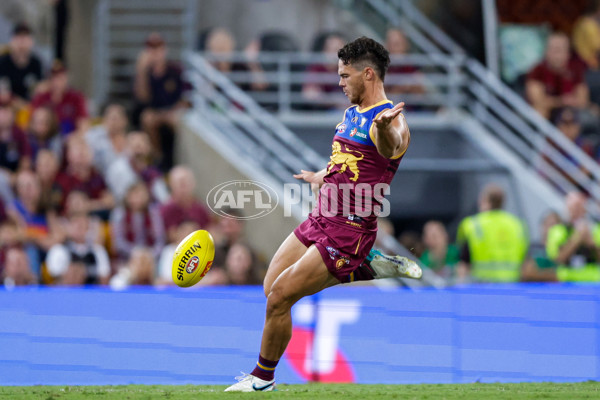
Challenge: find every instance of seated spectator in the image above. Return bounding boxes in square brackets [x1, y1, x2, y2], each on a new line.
[210, 209, 244, 268]
[85, 103, 128, 172]
[35, 149, 60, 213]
[522, 211, 561, 282]
[546, 191, 600, 281]
[46, 212, 111, 285]
[63, 190, 104, 246]
[302, 32, 347, 110]
[53, 137, 114, 216]
[397, 230, 424, 258]
[385, 28, 425, 102]
[7, 170, 60, 257]
[224, 242, 263, 285]
[110, 246, 156, 289]
[134, 33, 184, 171]
[105, 131, 169, 204]
[0, 219, 22, 274]
[420, 220, 460, 280]
[160, 165, 210, 243]
[31, 61, 89, 136]
[456, 184, 528, 283]
[0, 23, 43, 105]
[27, 106, 63, 162]
[526, 32, 589, 119]
[204, 27, 268, 92]
[572, 1, 600, 70]
[2, 247, 36, 287]
[111, 181, 165, 261]
[0, 99, 31, 174]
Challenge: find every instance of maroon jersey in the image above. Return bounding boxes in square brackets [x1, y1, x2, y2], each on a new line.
[317, 100, 408, 231]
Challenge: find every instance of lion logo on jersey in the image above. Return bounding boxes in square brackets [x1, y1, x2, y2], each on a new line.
[327, 141, 364, 182]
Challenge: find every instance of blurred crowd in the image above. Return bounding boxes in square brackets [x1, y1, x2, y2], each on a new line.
[0, 23, 266, 289]
[390, 184, 600, 284]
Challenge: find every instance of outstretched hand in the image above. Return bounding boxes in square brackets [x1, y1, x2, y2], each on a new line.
[373, 102, 404, 130]
[293, 169, 317, 183]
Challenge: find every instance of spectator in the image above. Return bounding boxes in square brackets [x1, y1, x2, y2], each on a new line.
[63, 190, 104, 246]
[522, 211, 561, 282]
[456, 184, 528, 283]
[85, 103, 128, 172]
[53, 137, 114, 216]
[0, 99, 31, 174]
[134, 32, 184, 171]
[204, 27, 267, 92]
[27, 106, 62, 162]
[46, 212, 111, 285]
[302, 32, 347, 110]
[7, 170, 60, 255]
[110, 247, 156, 289]
[2, 247, 35, 287]
[160, 165, 210, 243]
[0, 219, 21, 274]
[385, 28, 425, 101]
[35, 149, 60, 213]
[572, 0, 600, 70]
[105, 131, 169, 204]
[224, 242, 263, 285]
[420, 220, 460, 280]
[526, 32, 589, 119]
[211, 209, 245, 268]
[546, 191, 600, 281]
[31, 60, 88, 136]
[0, 23, 43, 104]
[110, 181, 165, 261]
[397, 230, 424, 258]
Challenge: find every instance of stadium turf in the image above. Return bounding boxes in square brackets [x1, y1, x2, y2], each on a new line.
[1, 382, 600, 399]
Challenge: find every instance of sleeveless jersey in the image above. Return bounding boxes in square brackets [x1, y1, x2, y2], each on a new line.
[318, 100, 407, 231]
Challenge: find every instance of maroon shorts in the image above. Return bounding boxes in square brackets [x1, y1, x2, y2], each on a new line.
[293, 215, 376, 282]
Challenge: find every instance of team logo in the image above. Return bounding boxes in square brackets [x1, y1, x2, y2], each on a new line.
[337, 124, 346, 134]
[186, 256, 200, 274]
[351, 116, 358, 123]
[326, 246, 339, 260]
[327, 141, 364, 182]
[350, 128, 357, 137]
[336, 257, 349, 270]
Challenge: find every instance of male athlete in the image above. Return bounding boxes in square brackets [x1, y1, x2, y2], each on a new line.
[225, 36, 420, 392]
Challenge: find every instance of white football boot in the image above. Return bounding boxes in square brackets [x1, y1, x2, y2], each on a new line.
[368, 249, 422, 279]
[224, 373, 276, 392]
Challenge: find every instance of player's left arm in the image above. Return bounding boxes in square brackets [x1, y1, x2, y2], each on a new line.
[373, 101, 410, 159]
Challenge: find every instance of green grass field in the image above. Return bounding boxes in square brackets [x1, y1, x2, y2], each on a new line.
[1, 382, 600, 400]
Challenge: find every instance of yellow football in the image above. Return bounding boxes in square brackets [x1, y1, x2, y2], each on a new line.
[172, 229, 215, 287]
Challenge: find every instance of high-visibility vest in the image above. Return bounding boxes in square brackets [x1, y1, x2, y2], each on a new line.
[457, 210, 528, 282]
[546, 223, 600, 282]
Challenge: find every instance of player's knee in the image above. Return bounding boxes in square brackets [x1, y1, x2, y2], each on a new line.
[265, 284, 293, 317]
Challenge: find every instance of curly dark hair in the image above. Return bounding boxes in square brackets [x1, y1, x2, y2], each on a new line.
[337, 36, 390, 81]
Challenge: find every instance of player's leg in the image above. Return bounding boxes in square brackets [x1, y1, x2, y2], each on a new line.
[225, 245, 338, 392]
[262, 232, 307, 297]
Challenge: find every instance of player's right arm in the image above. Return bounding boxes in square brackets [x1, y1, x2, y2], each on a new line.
[293, 168, 327, 198]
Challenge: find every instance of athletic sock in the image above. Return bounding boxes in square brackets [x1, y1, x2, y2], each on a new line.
[350, 261, 376, 282]
[251, 354, 278, 381]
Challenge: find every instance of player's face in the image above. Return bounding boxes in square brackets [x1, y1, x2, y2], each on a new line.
[338, 60, 365, 105]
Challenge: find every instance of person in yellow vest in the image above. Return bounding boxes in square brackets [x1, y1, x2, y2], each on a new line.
[546, 191, 600, 282]
[456, 184, 529, 283]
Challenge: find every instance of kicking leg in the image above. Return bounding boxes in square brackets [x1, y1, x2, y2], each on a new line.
[263, 232, 308, 297]
[225, 245, 338, 392]
[352, 249, 423, 281]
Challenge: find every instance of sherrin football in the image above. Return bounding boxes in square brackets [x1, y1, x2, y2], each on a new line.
[172, 229, 215, 287]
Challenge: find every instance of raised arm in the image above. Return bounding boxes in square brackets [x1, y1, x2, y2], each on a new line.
[372, 102, 410, 158]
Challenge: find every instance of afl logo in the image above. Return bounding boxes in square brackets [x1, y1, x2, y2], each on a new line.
[337, 124, 346, 134]
[186, 256, 200, 274]
[350, 128, 357, 137]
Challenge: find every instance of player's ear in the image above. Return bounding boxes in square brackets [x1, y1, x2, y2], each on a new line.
[364, 67, 375, 81]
